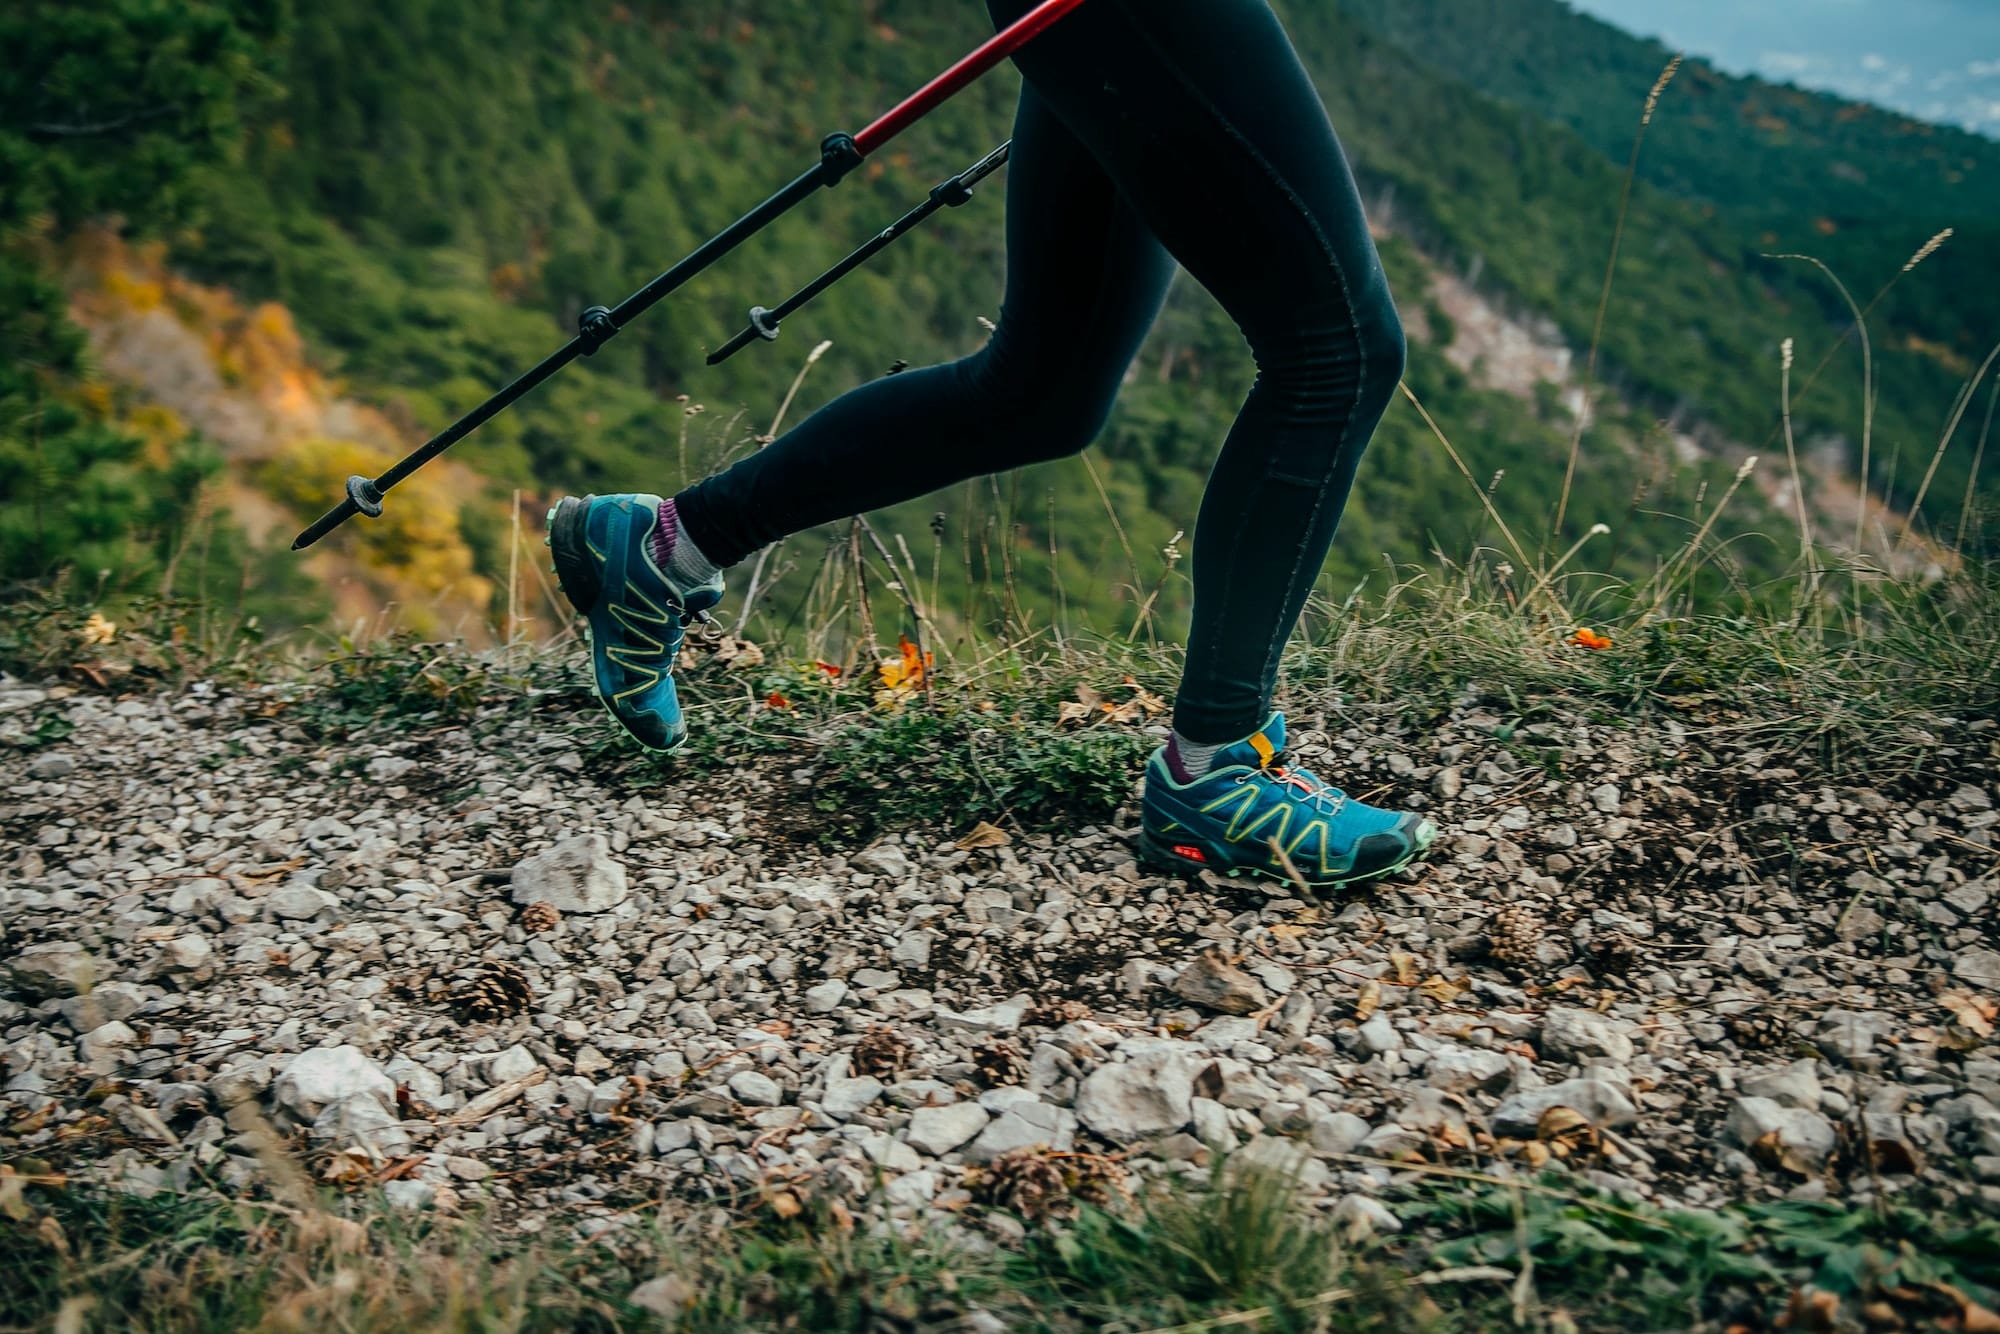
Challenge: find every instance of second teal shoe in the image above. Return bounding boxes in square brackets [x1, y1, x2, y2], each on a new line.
[545, 493, 722, 752]
[1141, 711, 1437, 887]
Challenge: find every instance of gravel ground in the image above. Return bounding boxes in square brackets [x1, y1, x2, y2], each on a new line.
[4, 671, 1999, 1244]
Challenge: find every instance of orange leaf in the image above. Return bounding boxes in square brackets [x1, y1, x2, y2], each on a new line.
[878, 635, 935, 692]
[765, 692, 792, 711]
[1570, 628, 1614, 651]
[812, 660, 842, 678]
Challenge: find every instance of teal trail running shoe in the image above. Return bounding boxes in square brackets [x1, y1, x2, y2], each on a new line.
[545, 493, 722, 752]
[1141, 712, 1437, 887]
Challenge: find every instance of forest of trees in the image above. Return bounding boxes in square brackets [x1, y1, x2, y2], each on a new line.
[3, 0, 1991, 640]
[1337, 0, 1999, 518]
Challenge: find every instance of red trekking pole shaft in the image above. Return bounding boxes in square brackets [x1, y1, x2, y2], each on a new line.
[857, 0, 1089, 152]
[292, 0, 1092, 552]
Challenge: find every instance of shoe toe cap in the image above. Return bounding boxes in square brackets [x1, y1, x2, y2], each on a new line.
[1351, 814, 1436, 878]
[617, 705, 686, 752]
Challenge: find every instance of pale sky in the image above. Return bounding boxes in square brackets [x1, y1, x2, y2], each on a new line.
[1566, 0, 2000, 135]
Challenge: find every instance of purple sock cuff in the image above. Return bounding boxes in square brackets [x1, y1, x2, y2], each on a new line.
[648, 497, 680, 570]
[1165, 737, 1196, 784]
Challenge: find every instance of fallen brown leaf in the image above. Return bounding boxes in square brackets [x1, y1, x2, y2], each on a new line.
[1418, 974, 1470, 1004]
[1537, 1105, 1592, 1143]
[0, 1172, 30, 1222]
[1390, 951, 1420, 986]
[1102, 699, 1145, 725]
[1777, 1287, 1840, 1331]
[1928, 1283, 2000, 1333]
[955, 821, 1011, 850]
[10, 1103, 54, 1135]
[1942, 992, 1997, 1038]
[375, 1157, 424, 1183]
[1121, 678, 1168, 715]
[1354, 979, 1382, 1023]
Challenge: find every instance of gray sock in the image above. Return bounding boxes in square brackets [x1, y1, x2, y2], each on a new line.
[649, 496, 722, 589]
[1166, 733, 1225, 782]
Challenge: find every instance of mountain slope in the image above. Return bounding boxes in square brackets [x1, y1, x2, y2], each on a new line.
[8, 0, 1983, 641]
[164, 3, 1839, 570]
[1335, 0, 1999, 523]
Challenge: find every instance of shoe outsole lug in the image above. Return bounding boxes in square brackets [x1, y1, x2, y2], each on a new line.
[546, 496, 600, 616]
[1136, 828, 1436, 891]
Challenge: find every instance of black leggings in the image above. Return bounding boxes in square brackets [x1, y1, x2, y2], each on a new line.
[675, 0, 1405, 744]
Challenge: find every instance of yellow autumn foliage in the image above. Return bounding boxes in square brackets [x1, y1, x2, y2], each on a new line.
[221, 302, 309, 390]
[262, 438, 492, 610]
[122, 404, 191, 470]
[99, 267, 166, 313]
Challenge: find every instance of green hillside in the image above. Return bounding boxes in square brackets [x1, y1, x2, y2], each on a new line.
[4, 0, 1987, 646]
[1335, 0, 1999, 521]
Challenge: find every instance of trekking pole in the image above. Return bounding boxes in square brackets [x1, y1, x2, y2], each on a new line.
[291, 0, 1092, 552]
[708, 140, 1012, 366]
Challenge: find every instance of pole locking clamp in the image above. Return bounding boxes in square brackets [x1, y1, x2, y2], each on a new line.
[577, 305, 619, 355]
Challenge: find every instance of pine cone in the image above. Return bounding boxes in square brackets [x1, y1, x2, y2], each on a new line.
[1062, 1152, 1129, 1210]
[1727, 1011, 1793, 1051]
[1486, 904, 1544, 969]
[974, 1038, 1028, 1089]
[851, 1026, 914, 1080]
[969, 1147, 1073, 1222]
[453, 961, 534, 1023]
[517, 901, 560, 934]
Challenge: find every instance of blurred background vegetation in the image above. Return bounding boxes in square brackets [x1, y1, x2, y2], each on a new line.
[2, 0, 1994, 652]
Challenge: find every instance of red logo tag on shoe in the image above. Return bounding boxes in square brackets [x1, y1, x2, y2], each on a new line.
[1171, 844, 1208, 863]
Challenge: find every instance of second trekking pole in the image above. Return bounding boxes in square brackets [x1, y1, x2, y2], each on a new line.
[291, 0, 1092, 552]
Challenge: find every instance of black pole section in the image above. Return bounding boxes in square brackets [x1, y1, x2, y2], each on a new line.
[709, 141, 1013, 367]
[293, 138, 865, 551]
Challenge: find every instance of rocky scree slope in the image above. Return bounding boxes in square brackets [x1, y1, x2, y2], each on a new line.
[2, 672, 1999, 1242]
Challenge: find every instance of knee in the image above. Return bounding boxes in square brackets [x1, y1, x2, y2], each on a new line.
[1026, 382, 1121, 462]
[1357, 299, 1407, 420]
[1259, 282, 1406, 428]
[958, 346, 1121, 464]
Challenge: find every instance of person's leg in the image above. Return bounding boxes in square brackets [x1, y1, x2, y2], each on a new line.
[671, 87, 1177, 567]
[547, 85, 1177, 752]
[989, 0, 1407, 747]
[986, 0, 1430, 882]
